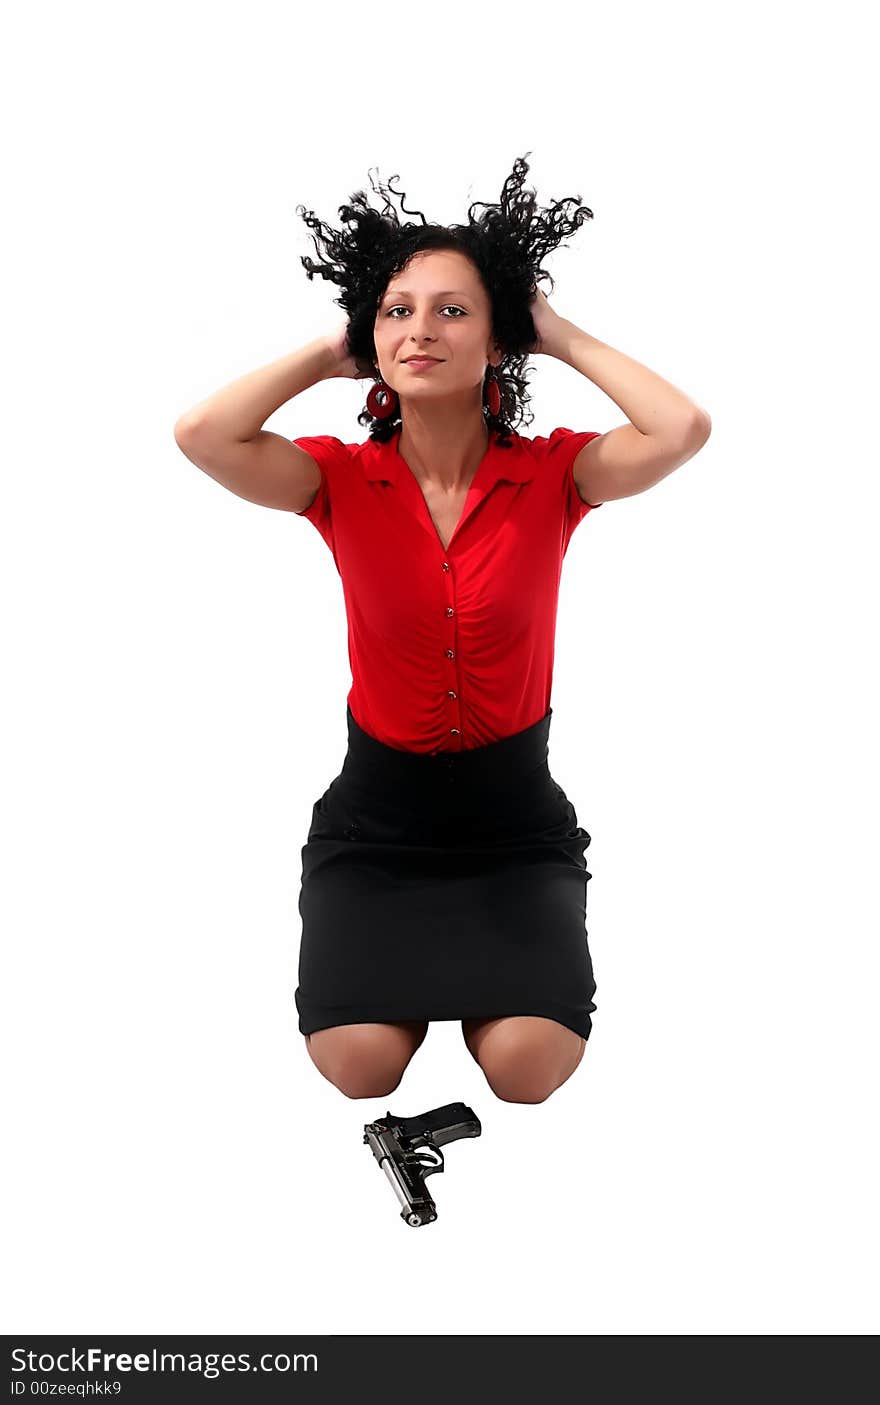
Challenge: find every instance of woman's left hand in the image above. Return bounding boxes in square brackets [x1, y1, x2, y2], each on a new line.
[528, 284, 568, 356]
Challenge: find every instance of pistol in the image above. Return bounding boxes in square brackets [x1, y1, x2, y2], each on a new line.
[363, 1101, 482, 1227]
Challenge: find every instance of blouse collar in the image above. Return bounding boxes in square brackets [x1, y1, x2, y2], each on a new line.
[361, 427, 534, 487]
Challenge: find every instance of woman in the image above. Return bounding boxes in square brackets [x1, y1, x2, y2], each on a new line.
[174, 155, 711, 1104]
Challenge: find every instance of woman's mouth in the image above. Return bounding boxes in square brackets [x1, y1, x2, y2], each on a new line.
[404, 358, 443, 371]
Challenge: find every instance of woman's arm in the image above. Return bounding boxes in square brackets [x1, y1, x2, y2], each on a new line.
[173, 336, 337, 512]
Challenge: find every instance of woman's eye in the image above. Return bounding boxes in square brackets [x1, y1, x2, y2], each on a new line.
[386, 305, 466, 318]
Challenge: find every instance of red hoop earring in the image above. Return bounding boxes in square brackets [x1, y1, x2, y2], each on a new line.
[366, 375, 399, 420]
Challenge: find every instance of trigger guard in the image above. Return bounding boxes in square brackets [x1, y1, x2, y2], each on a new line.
[406, 1145, 445, 1178]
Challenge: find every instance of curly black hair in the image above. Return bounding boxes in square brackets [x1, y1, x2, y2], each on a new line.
[295, 152, 594, 447]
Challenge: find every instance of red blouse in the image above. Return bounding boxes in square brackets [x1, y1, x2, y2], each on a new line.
[293, 424, 603, 753]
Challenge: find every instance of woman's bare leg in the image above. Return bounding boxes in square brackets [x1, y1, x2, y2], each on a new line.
[306, 1020, 429, 1098]
[462, 1015, 586, 1103]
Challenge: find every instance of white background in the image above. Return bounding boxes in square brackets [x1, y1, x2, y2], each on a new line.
[4, 0, 878, 1336]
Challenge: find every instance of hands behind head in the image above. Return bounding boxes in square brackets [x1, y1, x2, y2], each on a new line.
[527, 284, 564, 356]
[325, 320, 376, 380]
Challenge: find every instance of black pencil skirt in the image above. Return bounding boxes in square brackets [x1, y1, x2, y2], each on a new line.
[294, 705, 598, 1042]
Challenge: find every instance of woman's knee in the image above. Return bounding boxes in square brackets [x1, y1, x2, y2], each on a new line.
[463, 1015, 586, 1103]
[305, 1020, 428, 1099]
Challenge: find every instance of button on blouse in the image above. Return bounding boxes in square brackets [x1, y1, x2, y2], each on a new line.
[293, 424, 603, 753]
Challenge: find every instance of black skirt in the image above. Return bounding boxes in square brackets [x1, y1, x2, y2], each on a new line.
[295, 705, 597, 1042]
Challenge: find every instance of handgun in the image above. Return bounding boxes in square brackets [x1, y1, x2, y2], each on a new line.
[363, 1101, 482, 1227]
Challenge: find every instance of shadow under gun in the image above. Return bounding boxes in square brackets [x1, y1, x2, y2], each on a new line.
[363, 1101, 482, 1227]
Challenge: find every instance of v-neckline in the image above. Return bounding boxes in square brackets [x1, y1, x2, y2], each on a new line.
[394, 431, 496, 553]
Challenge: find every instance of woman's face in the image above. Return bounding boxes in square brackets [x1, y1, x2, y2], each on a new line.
[372, 249, 501, 401]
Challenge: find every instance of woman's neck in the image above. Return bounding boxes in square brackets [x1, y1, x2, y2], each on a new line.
[396, 415, 491, 492]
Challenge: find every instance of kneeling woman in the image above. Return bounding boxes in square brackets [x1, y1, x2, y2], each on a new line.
[175, 155, 711, 1103]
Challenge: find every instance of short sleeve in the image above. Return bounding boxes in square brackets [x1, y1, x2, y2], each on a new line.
[291, 434, 352, 557]
[544, 427, 604, 536]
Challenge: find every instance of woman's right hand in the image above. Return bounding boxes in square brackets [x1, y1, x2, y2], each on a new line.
[324, 320, 375, 381]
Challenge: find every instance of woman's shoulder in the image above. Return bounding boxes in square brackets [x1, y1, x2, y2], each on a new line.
[516, 426, 603, 458]
[290, 433, 368, 464]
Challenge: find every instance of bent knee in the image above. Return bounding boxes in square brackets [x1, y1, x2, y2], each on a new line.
[477, 1022, 587, 1103]
[335, 1067, 402, 1100]
[485, 1067, 558, 1104]
[305, 1023, 423, 1099]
